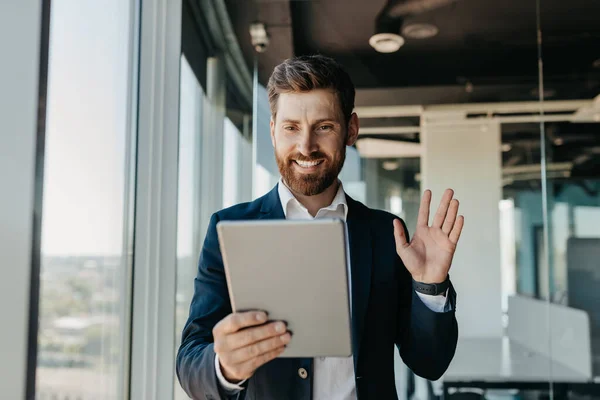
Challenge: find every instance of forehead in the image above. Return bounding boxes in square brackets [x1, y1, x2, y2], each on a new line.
[275, 89, 342, 121]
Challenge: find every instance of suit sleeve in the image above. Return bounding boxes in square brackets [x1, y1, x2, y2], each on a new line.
[176, 213, 244, 400]
[394, 219, 458, 381]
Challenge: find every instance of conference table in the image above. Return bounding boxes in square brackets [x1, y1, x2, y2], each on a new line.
[442, 337, 600, 398]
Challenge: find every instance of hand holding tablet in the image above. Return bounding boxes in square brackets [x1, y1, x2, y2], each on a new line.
[215, 219, 352, 360]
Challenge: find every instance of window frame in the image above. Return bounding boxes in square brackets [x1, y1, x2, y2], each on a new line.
[0, 1, 47, 398]
[129, 0, 182, 399]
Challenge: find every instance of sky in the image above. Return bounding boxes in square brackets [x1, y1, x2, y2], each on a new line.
[41, 0, 131, 256]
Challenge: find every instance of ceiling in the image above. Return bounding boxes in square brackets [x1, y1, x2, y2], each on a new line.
[226, 0, 600, 105]
[222, 0, 600, 191]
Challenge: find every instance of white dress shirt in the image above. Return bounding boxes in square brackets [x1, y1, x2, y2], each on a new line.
[215, 180, 448, 399]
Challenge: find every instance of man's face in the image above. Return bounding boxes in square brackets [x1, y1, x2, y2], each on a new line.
[270, 89, 359, 196]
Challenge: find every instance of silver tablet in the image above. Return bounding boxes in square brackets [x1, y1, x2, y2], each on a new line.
[216, 218, 352, 358]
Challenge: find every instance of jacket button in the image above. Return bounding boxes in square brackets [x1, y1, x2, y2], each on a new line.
[298, 367, 308, 379]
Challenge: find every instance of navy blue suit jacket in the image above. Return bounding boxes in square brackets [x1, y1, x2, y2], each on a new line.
[176, 184, 458, 400]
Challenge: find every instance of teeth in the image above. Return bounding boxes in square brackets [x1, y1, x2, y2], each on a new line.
[296, 160, 322, 168]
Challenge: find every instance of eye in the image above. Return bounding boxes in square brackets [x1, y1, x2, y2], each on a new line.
[283, 125, 296, 131]
[318, 125, 333, 131]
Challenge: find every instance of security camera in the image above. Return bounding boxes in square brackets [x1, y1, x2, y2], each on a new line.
[249, 22, 269, 53]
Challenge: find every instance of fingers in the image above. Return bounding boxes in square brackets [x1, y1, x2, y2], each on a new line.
[222, 321, 287, 352]
[231, 346, 287, 380]
[393, 219, 407, 252]
[417, 189, 463, 243]
[442, 199, 459, 235]
[432, 189, 454, 229]
[215, 315, 290, 381]
[225, 332, 291, 365]
[214, 311, 291, 382]
[213, 311, 268, 336]
[417, 190, 432, 227]
[449, 215, 465, 244]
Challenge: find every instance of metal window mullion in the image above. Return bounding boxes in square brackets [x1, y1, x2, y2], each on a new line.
[198, 56, 226, 237]
[239, 114, 253, 203]
[130, 0, 182, 399]
[192, 77, 205, 266]
[118, 0, 141, 398]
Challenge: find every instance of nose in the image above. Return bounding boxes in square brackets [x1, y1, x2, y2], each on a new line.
[297, 129, 318, 157]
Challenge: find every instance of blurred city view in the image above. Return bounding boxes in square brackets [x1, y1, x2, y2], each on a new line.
[37, 256, 123, 398]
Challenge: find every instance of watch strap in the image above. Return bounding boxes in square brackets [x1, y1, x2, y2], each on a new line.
[412, 275, 450, 296]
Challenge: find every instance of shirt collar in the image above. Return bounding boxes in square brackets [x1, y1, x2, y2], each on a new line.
[278, 178, 348, 219]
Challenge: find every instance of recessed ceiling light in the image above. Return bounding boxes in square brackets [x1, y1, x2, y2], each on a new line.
[465, 82, 474, 93]
[402, 23, 439, 39]
[382, 161, 400, 171]
[369, 33, 405, 53]
[502, 143, 512, 152]
[554, 137, 564, 146]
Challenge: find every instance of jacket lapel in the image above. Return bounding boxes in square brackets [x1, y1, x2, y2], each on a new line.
[259, 184, 286, 220]
[345, 195, 372, 369]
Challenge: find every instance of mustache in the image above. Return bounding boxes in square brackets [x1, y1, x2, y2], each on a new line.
[288, 152, 328, 162]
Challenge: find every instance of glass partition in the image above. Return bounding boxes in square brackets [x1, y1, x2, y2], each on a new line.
[538, 0, 600, 397]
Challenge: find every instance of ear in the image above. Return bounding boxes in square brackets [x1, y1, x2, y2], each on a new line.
[270, 117, 276, 148]
[346, 113, 359, 147]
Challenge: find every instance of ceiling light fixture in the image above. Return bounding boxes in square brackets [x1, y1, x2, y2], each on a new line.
[382, 160, 400, 171]
[593, 58, 600, 69]
[465, 81, 474, 93]
[249, 22, 269, 53]
[369, 33, 405, 53]
[370, 9, 404, 53]
[402, 23, 439, 39]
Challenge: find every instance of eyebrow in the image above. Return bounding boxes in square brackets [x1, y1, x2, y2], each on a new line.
[280, 118, 339, 125]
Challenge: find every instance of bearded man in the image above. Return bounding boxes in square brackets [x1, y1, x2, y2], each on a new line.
[177, 55, 463, 400]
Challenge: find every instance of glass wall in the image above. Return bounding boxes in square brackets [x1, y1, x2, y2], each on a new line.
[36, 0, 138, 398]
[174, 55, 205, 400]
[540, 1, 600, 396]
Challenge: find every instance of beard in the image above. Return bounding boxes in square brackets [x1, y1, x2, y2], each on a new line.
[276, 147, 346, 196]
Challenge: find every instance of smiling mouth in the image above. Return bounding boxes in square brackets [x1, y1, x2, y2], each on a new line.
[294, 160, 324, 168]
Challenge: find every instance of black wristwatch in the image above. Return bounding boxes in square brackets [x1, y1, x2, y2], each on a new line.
[412, 275, 450, 296]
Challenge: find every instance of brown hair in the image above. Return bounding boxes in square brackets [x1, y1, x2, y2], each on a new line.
[267, 55, 355, 126]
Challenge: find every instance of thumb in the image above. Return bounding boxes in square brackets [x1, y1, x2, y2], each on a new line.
[393, 219, 408, 254]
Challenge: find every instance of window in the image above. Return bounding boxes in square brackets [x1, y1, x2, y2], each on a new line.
[36, 0, 138, 398]
[174, 55, 205, 400]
